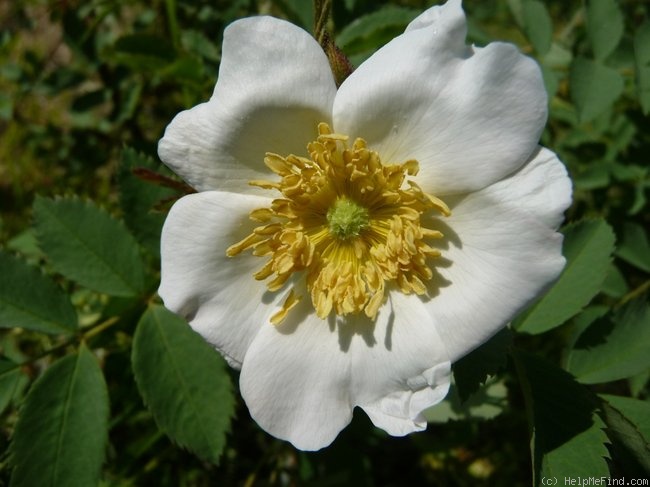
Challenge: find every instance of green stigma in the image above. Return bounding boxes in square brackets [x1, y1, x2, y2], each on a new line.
[327, 198, 370, 240]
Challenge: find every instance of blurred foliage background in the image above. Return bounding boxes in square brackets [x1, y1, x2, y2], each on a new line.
[0, 0, 649, 485]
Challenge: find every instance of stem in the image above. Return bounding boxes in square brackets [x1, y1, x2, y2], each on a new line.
[314, 0, 332, 46]
[165, 0, 181, 50]
[312, 0, 354, 86]
[618, 279, 650, 307]
[83, 316, 120, 340]
[510, 349, 537, 485]
[558, 6, 584, 45]
[18, 316, 120, 369]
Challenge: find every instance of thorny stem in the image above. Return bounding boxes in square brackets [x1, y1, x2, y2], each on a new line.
[313, 0, 354, 86]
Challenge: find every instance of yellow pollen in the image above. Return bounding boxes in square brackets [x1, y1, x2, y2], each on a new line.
[226, 122, 450, 324]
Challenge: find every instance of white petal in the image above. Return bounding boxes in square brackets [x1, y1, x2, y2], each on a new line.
[424, 149, 571, 361]
[483, 146, 573, 229]
[352, 293, 451, 437]
[159, 191, 281, 368]
[239, 292, 450, 450]
[333, 0, 547, 195]
[158, 16, 337, 193]
[405, 0, 466, 41]
[239, 298, 353, 451]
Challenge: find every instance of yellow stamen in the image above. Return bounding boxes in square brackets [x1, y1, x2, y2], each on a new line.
[228, 123, 449, 324]
[270, 290, 302, 325]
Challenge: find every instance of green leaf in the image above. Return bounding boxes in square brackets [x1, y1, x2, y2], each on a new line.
[514, 220, 615, 334]
[453, 328, 512, 402]
[10, 345, 109, 487]
[111, 34, 176, 71]
[566, 297, 650, 384]
[573, 162, 611, 190]
[599, 395, 650, 476]
[514, 351, 609, 486]
[540, 64, 559, 99]
[132, 305, 235, 464]
[615, 222, 650, 273]
[275, 0, 314, 31]
[507, 0, 525, 27]
[586, 0, 624, 60]
[570, 56, 624, 123]
[424, 380, 507, 423]
[569, 305, 610, 341]
[0, 360, 27, 415]
[6, 229, 43, 262]
[629, 370, 650, 398]
[0, 251, 77, 334]
[33, 196, 146, 297]
[119, 148, 177, 257]
[521, 0, 553, 55]
[337, 6, 419, 56]
[0, 91, 13, 120]
[635, 21, 650, 114]
[159, 56, 206, 84]
[601, 394, 650, 441]
[601, 263, 629, 299]
[181, 30, 221, 63]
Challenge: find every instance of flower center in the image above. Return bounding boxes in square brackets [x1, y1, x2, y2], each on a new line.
[327, 198, 369, 240]
[226, 123, 450, 324]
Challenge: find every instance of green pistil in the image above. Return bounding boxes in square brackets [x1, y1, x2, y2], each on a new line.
[327, 198, 369, 240]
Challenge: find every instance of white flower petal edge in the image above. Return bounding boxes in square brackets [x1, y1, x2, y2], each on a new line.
[425, 148, 571, 361]
[158, 16, 337, 194]
[159, 191, 283, 368]
[333, 0, 547, 195]
[240, 292, 451, 451]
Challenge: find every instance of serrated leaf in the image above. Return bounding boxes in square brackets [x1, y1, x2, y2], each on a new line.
[635, 21, 650, 114]
[33, 196, 146, 296]
[453, 328, 512, 403]
[586, 0, 624, 60]
[132, 305, 234, 465]
[521, 0, 552, 55]
[337, 6, 419, 55]
[10, 345, 109, 487]
[601, 394, 650, 441]
[514, 220, 615, 334]
[0, 251, 77, 334]
[119, 148, 177, 257]
[570, 57, 624, 123]
[615, 222, 650, 273]
[514, 351, 609, 486]
[600, 396, 650, 476]
[566, 298, 650, 384]
[0, 360, 27, 415]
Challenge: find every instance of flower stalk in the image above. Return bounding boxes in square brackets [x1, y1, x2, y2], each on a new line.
[314, 0, 353, 86]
